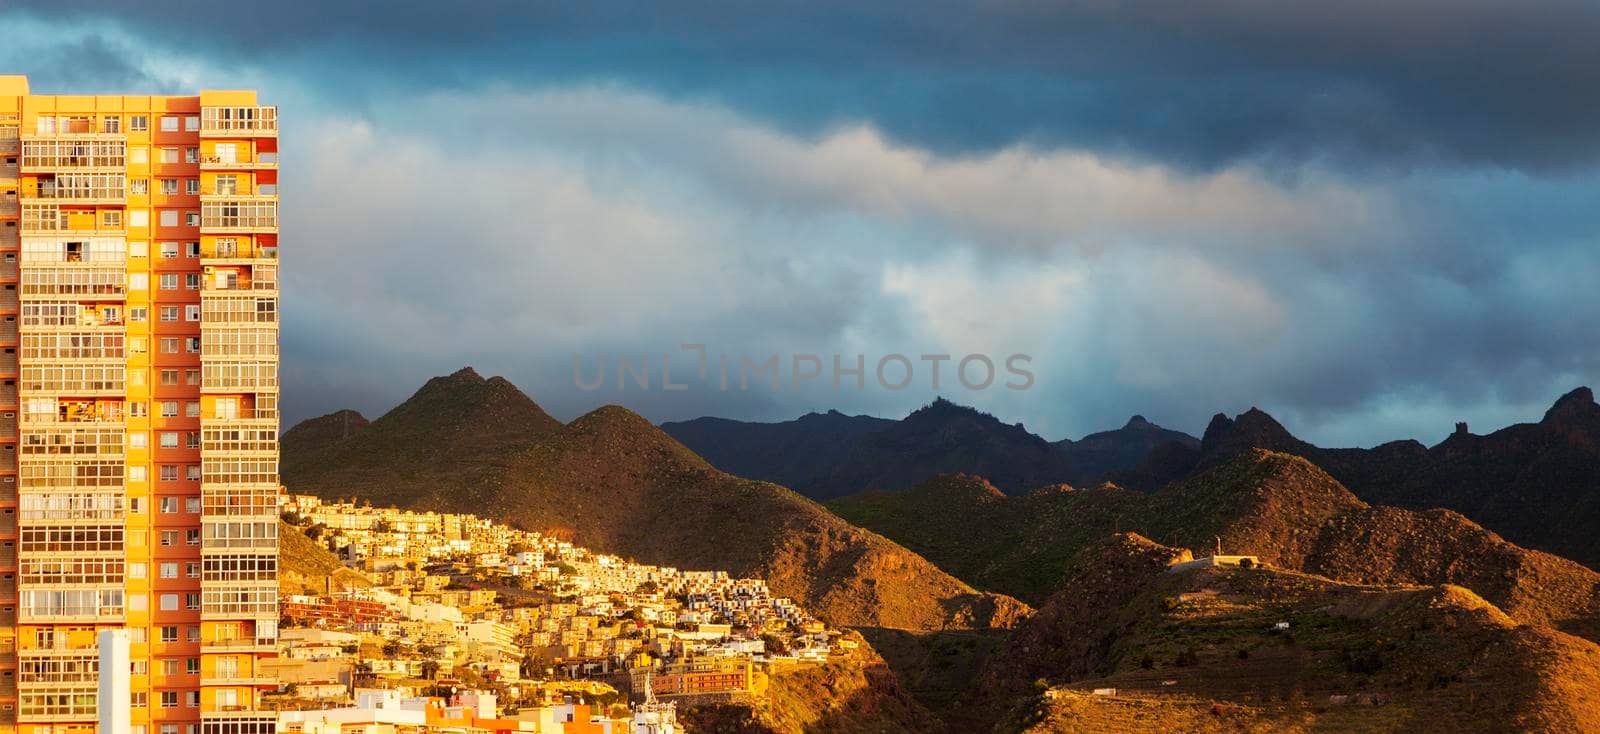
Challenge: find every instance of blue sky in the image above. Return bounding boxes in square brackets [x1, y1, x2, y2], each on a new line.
[4, 1, 1597, 446]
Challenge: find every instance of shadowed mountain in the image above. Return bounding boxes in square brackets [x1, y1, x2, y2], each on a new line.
[963, 533, 1600, 733]
[658, 410, 895, 493]
[1054, 415, 1200, 481]
[663, 399, 1197, 499]
[282, 368, 1029, 632]
[831, 451, 1600, 641]
[1137, 387, 1600, 569]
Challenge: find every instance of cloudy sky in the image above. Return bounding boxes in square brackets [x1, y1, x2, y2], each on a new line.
[5, 1, 1597, 446]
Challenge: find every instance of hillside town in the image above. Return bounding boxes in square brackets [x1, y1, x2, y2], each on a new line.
[267, 495, 845, 732]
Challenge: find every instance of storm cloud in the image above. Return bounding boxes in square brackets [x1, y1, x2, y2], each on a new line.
[1, 2, 1596, 446]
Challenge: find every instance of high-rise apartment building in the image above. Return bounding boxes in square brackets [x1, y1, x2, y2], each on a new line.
[0, 75, 279, 734]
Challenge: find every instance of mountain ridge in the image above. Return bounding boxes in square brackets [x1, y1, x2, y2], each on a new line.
[281, 368, 1029, 632]
[661, 399, 1199, 499]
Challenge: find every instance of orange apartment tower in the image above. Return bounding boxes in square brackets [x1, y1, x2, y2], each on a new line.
[0, 76, 279, 734]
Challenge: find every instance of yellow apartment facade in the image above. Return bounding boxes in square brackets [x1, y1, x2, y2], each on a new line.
[0, 75, 279, 734]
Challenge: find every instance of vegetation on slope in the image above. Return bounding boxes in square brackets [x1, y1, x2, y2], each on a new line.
[831, 451, 1600, 642]
[971, 534, 1600, 734]
[277, 520, 371, 595]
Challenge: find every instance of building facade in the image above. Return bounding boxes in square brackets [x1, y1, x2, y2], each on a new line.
[0, 75, 279, 734]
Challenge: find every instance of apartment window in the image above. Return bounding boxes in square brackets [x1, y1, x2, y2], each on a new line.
[160, 466, 178, 482]
[185, 402, 200, 419]
[185, 337, 200, 353]
[215, 175, 239, 195]
[131, 401, 148, 417]
[160, 401, 178, 417]
[130, 179, 149, 195]
[128, 562, 146, 579]
[159, 530, 177, 547]
[185, 273, 200, 290]
[185, 179, 200, 196]
[103, 116, 121, 133]
[103, 210, 121, 227]
[132, 692, 148, 708]
[184, 497, 201, 514]
[181, 305, 200, 323]
[160, 306, 178, 321]
[186, 465, 201, 482]
[161, 626, 178, 643]
[186, 561, 199, 577]
[216, 238, 238, 257]
[131, 432, 148, 449]
[159, 273, 178, 290]
[185, 241, 199, 258]
[160, 147, 179, 163]
[185, 116, 200, 132]
[130, 337, 147, 354]
[130, 273, 148, 290]
[160, 497, 178, 513]
[160, 179, 178, 195]
[187, 626, 200, 642]
[160, 432, 178, 449]
[159, 210, 178, 227]
[131, 147, 149, 164]
[186, 369, 200, 386]
[186, 529, 200, 546]
[186, 594, 200, 611]
[131, 466, 148, 482]
[185, 148, 198, 164]
[161, 725, 178, 734]
[159, 562, 177, 579]
[160, 339, 179, 355]
[185, 212, 200, 227]
[160, 691, 178, 709]
[159, 594, 178, 611]
[160, 368, 179, 385]
[160, 116, 179, 132]
[130, 307, 147, 322]
[130, 115, 149, 131]
[158, 242, 178, 259]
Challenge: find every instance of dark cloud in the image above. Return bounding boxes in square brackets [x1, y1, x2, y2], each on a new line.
[9, 0, 1600, 171]
[2, 3, 1596, 450]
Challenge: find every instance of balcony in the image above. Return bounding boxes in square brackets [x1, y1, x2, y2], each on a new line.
[28, 187, 125, 206]
[200, 673, 278, 687]
[201, 152, 277, 171]
[200, 198, 277, 232]
[201, 106, 278, 136]
[201, 637, 277, 654]
[19, 137, 126, 172]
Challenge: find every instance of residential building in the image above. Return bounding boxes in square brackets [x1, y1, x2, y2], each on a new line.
[0, 74, 280, 734]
